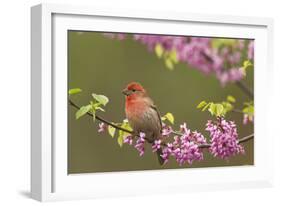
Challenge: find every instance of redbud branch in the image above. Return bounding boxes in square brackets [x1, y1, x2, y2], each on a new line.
[198, 133, 254, 148]
[69, 99, 161, 144]
[200, 50, 253, 99]
[171, 130, 184, 136]
[69, 99, 254, 148]
[231, 109, 244, 114]
[235, 81, 254, 99]
[237, 133, 254, 144]
[69, 99, 132, 134]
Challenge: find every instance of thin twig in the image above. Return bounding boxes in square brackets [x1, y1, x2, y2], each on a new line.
[238, 133, 254, 144]
[231, 109, 244, 114]
[198, 133, 254, 149]
[69, 99, 254, 148]
[236, 81, 254, 99]
[171, 130, 184, 136]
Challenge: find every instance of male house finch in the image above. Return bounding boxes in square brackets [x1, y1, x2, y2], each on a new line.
[122, 82, 164, 165]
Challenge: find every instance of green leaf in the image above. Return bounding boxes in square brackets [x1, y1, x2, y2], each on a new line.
[197, 101, 207, 109]
[243, 105, 254, 116]
[216, 104, 224, 117]
[241, 60, 253, 76]
[222, 101, 233, 112]
[169, 50, 178, 63]
[242, 101, 254, 118]
[68, 88, 82, 95]
[227, 95, 236, 103]
[163, 113, 174, 124]
[92, 93, 109, 106]
[121, 121, 133, 134]
[75, 104, 91, 120]
[108, 125, 116, 138]
[248, 106, 254, 114]
[115, 120, 133, 146]
[165, 59, 174, 70]
[155, 44, 164, 58]
[208, 103, 224, 117]
[243, 60, 253, 69]
[117, 131, 124, 147]
[202, 102, 211, 111]
[208, 103, 216, 116]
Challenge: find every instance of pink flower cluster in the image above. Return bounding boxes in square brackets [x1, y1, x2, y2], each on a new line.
[98, 119, 245, 165]
[206, 117, 245, 159]
[103, 33, 254, 85]
[155, 123, 206, 165]
[120, 123, 206, 165]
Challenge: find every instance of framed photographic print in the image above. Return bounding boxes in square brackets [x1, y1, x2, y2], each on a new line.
[31, 3, 274, 201]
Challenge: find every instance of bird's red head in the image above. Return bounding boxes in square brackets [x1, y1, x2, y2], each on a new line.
[122, 82, 147, 100]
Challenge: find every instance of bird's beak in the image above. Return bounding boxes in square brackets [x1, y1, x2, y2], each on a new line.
[122, 89, 130, 96]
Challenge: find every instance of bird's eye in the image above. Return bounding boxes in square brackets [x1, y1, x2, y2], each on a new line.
[132, 89, 136, 92]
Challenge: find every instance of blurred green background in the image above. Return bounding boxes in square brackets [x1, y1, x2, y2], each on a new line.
[68, 31, 254, 174]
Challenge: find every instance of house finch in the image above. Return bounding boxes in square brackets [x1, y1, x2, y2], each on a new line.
[122, 82, 164, 165]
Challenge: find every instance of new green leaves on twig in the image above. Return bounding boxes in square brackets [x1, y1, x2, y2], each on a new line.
[69, 88, 109, 121]
[75, 104, 92, 120]
[103, 119, 133, 147]
[92, 93, 109, 106]
[197, 95, 236, 117]
[241, 60, 253, 77]
[242, 101, 254, 119]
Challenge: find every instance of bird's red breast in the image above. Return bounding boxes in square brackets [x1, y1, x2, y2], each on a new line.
[125, 96, 150, 119]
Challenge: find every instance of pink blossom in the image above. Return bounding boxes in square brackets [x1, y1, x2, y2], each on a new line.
[206, 118, 245, 159]
[161, 143, 173, 164]
[123, 135, 133, 145]
[152, 139, 162, 152]
[248, 41, 254, 60]
[134, 132, 146, 156]
[217, 68, 244, 86]
[98, 122, 107, 133]
[161, 125, 173, 137]
[160, 124, 206, 165]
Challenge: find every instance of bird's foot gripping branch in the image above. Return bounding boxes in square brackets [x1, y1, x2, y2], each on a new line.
[68, 88, 254, 166]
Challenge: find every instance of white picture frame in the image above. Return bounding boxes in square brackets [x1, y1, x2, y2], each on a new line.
[31, 3, 274, 202]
